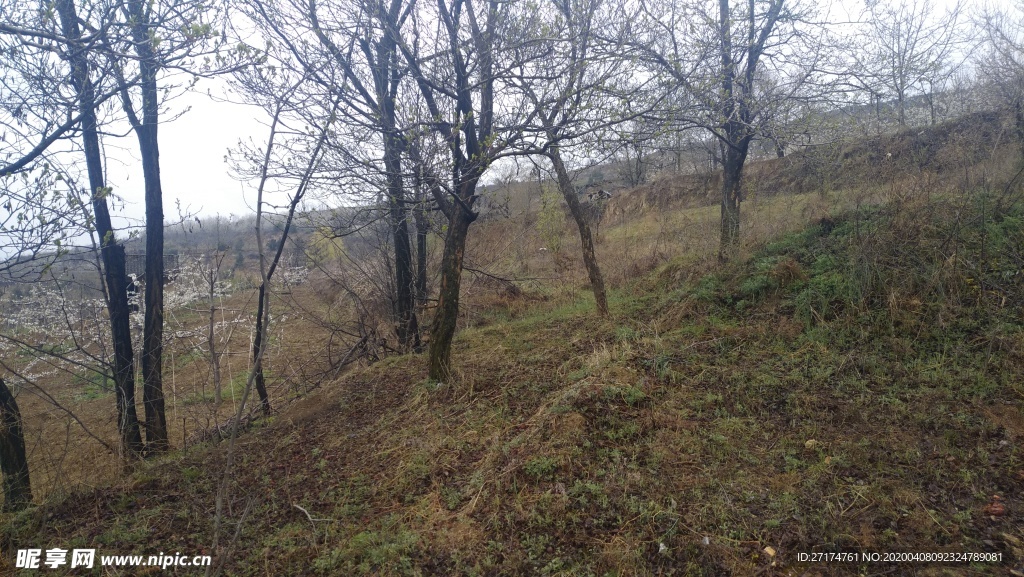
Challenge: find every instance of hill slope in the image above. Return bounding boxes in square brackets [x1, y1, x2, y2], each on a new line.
[4, 182, 1024, 576]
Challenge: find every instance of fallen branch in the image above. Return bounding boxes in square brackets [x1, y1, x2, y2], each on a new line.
[293, 503, 335, 526]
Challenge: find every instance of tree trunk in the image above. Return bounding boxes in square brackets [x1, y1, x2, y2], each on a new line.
[56, 0, 143, 458]
[428, 203, 474, 382]
[377, 29, 419, 351]
[385, 141, 419, 351]
[251, 283, 272, 415]
[715, 0, 781, 263]
[139, 145, 167, 452]
[718, 140, 748, 262]
[103, 244, 145, 457]
[208, 262, 222, 407]
[402, 0, 493, 383]
[549, 147, 609, 316]
[414, 191, 429, 308]
[0, 379, 31, 511]
[897, 90, 906, 127]
[127, 0, 168, 454]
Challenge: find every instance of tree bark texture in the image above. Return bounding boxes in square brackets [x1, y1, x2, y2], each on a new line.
[56, 0, 143, 458]
[414, 193, 429, 308]
[377, 28, 420, 351]
[0, 379, 32, 511]
[251, 283, 272, 415]
[718, 139, 748, 261]
[385, 140, 419, 350]
[126, 0, 168, 453]
[549, 147, 609, 316]
[428, 203, 474, 381]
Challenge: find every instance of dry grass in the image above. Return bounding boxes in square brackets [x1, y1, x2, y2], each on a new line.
[3, 111, 1024, 576]
[5, 282, 343, 502]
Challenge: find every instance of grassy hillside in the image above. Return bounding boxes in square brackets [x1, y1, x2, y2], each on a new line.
[3, 116, 1024, 576]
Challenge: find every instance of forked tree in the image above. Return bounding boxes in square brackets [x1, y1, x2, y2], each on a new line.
[633, 0, 822, 260]
[109, 0, 239, 452]
[1, 0, 149, 458]
[393, 0, 541, 380]
[513, 0, 654, 317]
[55, 0, 147, 456]
[245, 0, 422, 351]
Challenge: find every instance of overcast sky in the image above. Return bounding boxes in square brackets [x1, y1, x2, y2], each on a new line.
[103, 78, 264, 230]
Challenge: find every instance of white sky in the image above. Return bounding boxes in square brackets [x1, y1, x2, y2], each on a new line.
[104, 78, 264, 229]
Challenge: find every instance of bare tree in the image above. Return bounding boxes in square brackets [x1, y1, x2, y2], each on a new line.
[394, 0, 542, 381]
[511, 0, 650, 316]
[54, 0, 146, 457]
[979, 1, 1024, 142]
[634, 0, 823, 260]
[0, 4, 139, 456]
[2, 0, 244, 457]
[852, 0, 967, 128]
[107, 0, 238, 453]
[228, 55, 344, 413]
[208, 76, 337, 575]
[243, 0, 422, 351]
